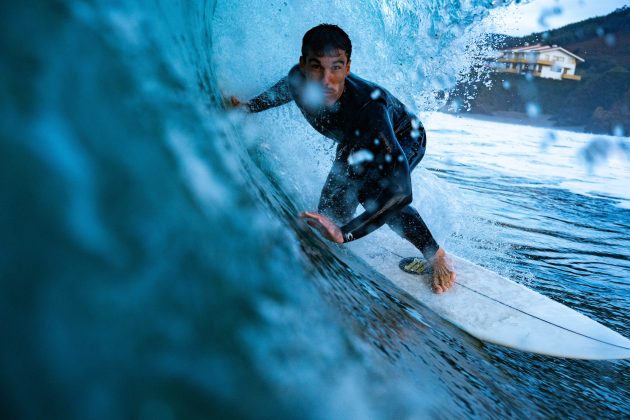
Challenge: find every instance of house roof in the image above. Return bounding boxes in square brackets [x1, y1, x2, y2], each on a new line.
[501, 44, 585, 62]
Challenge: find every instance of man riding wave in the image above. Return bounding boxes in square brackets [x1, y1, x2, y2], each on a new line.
[229, 24, 456, 293]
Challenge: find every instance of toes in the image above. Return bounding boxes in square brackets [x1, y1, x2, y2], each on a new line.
[449, 272, 457, 287]
[443, 272, 451, 287]
[432, 277, 444, 294]
[433, 274, 444, 293]
[432, 270, 456, 294]
[442, 272, 455, 292]
[443, 274, 453, 290]
[438, 272, 448, 290]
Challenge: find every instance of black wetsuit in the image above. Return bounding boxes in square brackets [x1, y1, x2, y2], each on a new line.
[247, 65, 439, 258]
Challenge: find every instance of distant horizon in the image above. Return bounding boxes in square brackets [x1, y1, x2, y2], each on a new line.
[486, 0, 628, 37]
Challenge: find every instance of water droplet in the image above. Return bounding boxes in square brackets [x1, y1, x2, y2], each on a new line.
[526, 102, 541, 119]
[605, 34, 616, 47]
[385, 154, 392, 162]
[348, 149, 374, 165]
[525, 73, 534, 82]
[354, 129, 360, 136]
[613, 124, 624, 137]
[371, 89, 381, 100]
[596, 27, 605, 37]
[302, 81, 324, 108]
[502, 80, 511, 90]
[580, 138, 612, 171]
[374, 139, 380, 145]
[541, 131, 557, 150]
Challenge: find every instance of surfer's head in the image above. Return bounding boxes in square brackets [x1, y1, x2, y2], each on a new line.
[300, 24, 352, 106]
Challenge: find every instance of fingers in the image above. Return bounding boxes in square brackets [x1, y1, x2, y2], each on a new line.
[300, 212, 324, 232]
[299, 211, 320, 220]
[224, 96, 250, 112]
[300, 211, 329, 227]
[299, 211, 343, 244]
[307, 220, 322, 232]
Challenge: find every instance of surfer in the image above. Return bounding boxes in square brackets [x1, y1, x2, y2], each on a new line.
[228, 24, 456, 293]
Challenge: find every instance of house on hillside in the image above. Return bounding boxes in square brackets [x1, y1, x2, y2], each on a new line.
[494, 44, 585, 81]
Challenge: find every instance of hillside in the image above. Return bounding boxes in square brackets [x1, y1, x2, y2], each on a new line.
[446, 6, 630, 135]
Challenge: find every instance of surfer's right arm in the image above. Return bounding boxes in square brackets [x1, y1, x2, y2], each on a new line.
[231, 76, 293, 113]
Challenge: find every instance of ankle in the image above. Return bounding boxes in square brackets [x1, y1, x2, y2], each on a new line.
[433, 248, 446, 259]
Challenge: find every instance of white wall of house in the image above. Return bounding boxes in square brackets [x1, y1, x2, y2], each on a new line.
[540, 65, 563, 79]
[539, 51, 578, 80]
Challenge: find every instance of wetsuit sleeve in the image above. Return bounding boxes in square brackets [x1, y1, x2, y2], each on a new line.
[340, 102, 413, 242]
[246, 77, 293, 113]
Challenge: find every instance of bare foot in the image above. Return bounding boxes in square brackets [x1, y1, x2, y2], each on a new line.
[431, 248, 456, 294]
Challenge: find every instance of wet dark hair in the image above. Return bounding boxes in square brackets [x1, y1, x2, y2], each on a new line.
[301, 24, 352, 61]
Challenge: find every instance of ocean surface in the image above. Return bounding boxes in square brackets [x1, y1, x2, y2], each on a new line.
[2, 1, 629, 418]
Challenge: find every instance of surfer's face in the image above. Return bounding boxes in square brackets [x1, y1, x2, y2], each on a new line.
[300, 49, 350, 106]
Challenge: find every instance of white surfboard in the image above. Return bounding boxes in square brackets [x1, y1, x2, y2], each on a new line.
[361, 249, 630, 360]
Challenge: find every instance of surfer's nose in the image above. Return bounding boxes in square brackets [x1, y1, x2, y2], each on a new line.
[323, 69, 334, 85]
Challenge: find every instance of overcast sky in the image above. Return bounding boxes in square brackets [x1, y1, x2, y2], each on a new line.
[486, 0, 629, 36]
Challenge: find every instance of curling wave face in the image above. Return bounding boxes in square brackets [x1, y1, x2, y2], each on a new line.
[4, 1, 628, 419]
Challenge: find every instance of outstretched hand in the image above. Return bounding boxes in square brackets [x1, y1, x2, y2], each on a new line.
[224, 95, 249, 111]
[299, 211, 344, 243]
[229, 96, 241, 107]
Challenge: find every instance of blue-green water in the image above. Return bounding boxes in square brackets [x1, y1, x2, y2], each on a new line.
[1, 1, 628, 418]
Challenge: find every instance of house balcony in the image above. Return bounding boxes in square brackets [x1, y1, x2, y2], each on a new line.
[495, 67, 519, 74]
[497, 58, 553, 66]
[494, 68, 542, 77]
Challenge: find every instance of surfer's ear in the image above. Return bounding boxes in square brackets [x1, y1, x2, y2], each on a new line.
[346, 59, 351, 75]
[299, 56, 305, 71]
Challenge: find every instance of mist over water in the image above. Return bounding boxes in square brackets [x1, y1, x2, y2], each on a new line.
[1, 0, 629, 419]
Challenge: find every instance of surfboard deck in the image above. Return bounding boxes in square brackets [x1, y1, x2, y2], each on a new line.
[363, 250, 630, 360]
